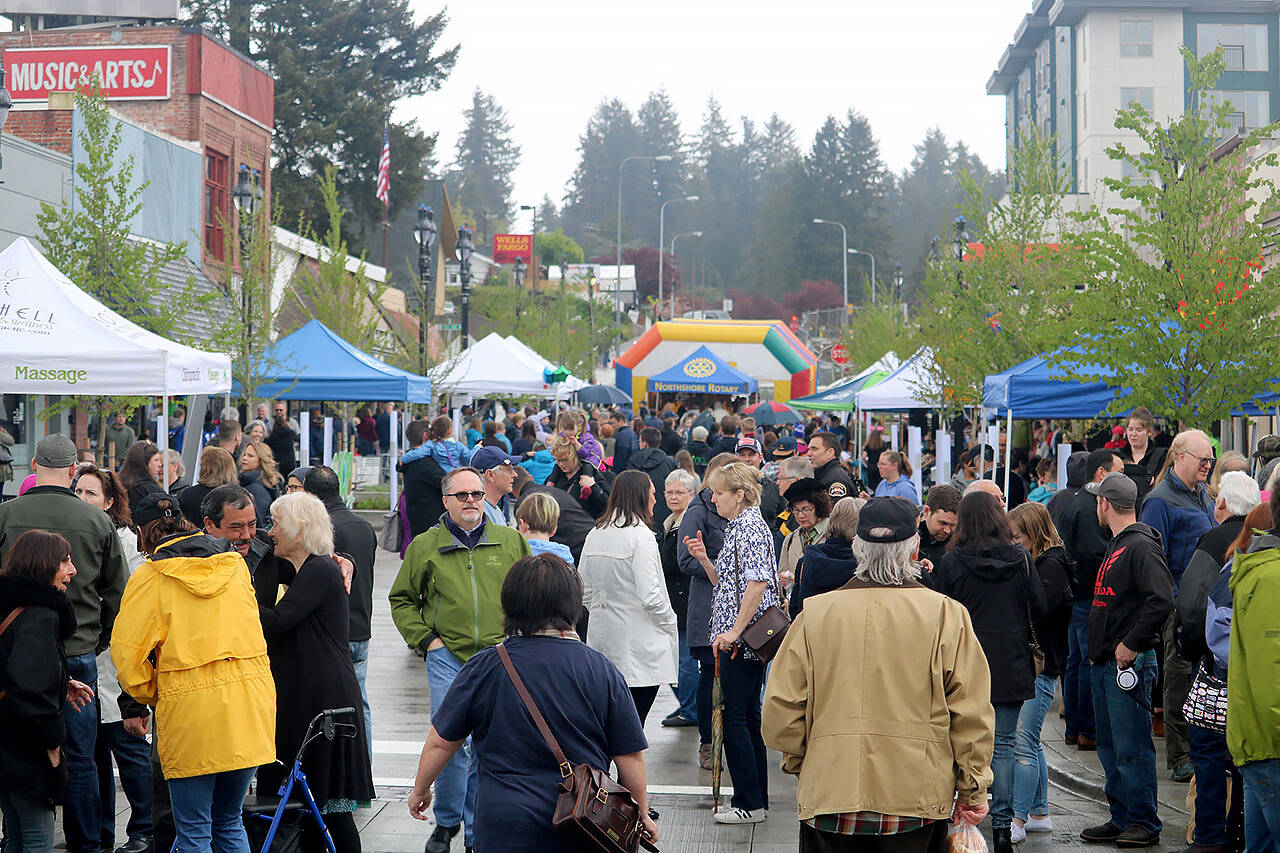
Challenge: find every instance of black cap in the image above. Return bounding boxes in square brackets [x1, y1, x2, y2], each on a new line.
[1085, 472, 1138, 509]
[856, 497, 920, 543]
[134, 491, 180, 526]
[1255, 435, 1280, 460]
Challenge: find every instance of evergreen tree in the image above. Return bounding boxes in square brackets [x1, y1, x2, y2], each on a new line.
[449, 88, 521, 244]
[183, 0, 458, 245]
[562, 99, 643, 245]
[636, 89, 688, 244]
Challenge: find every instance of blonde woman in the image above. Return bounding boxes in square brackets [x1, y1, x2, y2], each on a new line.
[515, 492, 574, 566]
[259, 493, 373, 851]
[239, 441, 282, 527]
[178, 446, 238, 526]
[1207, 450, 1248, 502]
[683, 461, 781, 825]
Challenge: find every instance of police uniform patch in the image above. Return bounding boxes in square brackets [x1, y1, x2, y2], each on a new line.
[828, 481, 848, 499]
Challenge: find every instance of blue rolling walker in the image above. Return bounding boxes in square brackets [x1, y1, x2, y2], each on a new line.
[243, 707, 358, 853]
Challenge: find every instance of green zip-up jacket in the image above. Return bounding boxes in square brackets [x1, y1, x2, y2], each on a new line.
[388, 517, 531, 662]
[1227, 541, 1280, 766]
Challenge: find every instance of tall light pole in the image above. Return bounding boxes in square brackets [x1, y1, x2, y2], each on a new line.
[0, 64, 11, 176]
[670, 230, 702, 319]
[617, 154, 672, 348]
[847, 248, 876, 304]
[456, 226, 474, 350]
[953, 216, 969, 287]
[519, 203, 538, 292]
[658, 195, 698, 320]
[232, 165, 262, 352]
[812, 218, 848, 315]
[412, 204, 438, 374]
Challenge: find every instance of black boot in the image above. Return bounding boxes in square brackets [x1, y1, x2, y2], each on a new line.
[425, 824, 460, 853]
[994, 827, 1014, 853]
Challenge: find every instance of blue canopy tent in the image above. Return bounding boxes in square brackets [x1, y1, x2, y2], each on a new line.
[983, 350, 1125, 419]
[646, 345, 758, 395]
[239, 319, 433, 402]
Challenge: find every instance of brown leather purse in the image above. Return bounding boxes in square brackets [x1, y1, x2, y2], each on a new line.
[732, 540, 790, 662]
[495, 643, 658, 853]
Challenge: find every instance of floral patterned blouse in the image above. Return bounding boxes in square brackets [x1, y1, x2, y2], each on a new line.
[709, 505, 781, 662]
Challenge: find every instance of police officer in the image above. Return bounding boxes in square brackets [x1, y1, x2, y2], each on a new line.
[807, 431, 854, 501]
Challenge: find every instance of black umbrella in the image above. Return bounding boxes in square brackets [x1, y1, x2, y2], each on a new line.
[577, 385, 632, 406]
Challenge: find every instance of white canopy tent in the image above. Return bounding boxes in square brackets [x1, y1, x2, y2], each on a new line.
[855, 347, 938, 412]
[435, 333, 584, 398]
[502, 335, 587, 392]
[0, 237, 232, 396]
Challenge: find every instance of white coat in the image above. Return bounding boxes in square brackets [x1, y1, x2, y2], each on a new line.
[579, 521, 678, 687]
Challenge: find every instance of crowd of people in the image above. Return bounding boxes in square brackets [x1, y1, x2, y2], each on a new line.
[2, 396, 1280, 853]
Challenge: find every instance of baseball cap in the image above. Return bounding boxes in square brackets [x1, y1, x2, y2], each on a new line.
[857, 497, 920, 543]
[735, 437, 761, 455]
[471, 446, 522, 472]
[771, 435, 797, 459]
[1255, 435, 1280, 459]
[33, 434, 77, 468]
[1086, 472, 1138, 509]
[134, 491, 180, 527]
[691, 426, 709, 442]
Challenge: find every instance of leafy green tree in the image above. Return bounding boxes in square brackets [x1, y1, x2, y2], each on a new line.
[184, 0, 458, 244]
[449, 88, 521, 242]
[1059, 47, 1280, 427]
[536, 229, 585, 271]
[915, 126, 1081, 414]
[841, 301, 917, 373]
[470, 285, 620, 383]
[289, 165, 390, 356]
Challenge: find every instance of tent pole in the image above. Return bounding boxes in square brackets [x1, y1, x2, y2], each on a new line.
[1004, 409, 1013, 511]
[389, 409, 400, 513]
[158, 395, 169, 488]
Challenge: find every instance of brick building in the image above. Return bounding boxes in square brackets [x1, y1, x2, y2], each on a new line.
[0, 24, 273, 265]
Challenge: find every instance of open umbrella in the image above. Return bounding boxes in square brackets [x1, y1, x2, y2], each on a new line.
[576, 384, 632, 406]
[711, 650, 725, 812]
[743, 400, 804, 427]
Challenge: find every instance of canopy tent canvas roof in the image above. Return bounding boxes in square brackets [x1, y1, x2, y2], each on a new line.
[646, 345, 758, 395]
[855, 348, 939, 412]
[435, 333, 580, 398]
[241, 319, 432, 402]
[0, 237, 231, 396]
[501, 336, 587, 391]
[982, 350, 1124, 419]
[791, 352, 900, 412]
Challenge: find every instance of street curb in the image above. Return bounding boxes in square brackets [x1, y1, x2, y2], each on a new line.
[1048, 760, 1106, 800]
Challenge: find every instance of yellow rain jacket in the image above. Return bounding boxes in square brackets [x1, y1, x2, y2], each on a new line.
[111, 531, 276, 779]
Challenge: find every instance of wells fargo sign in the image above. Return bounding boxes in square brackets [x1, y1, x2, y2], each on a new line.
[2, 45, 172, 103]
[492, 234, 533, 264]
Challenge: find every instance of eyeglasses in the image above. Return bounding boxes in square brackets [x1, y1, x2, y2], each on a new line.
[1181, 452, 1215, 468]
[445, 490, 486, 503]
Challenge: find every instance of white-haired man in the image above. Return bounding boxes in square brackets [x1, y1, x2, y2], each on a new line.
[763, 496, 994, 852]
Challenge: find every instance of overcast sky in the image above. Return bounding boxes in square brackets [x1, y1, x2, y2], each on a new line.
[402, 0, 1032, 230]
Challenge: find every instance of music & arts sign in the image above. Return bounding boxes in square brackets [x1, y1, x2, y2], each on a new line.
[3, 45, 171, 103]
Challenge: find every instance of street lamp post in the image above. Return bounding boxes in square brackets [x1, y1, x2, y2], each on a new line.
[812, 218, 848, 315]
[519, 203, 538, 292]
[412, 204, 438, 375]
[616, 154, 672, 347]
[953, 216, 969, 287]
[0, 64, 11, 176]
[847, 248, 876, 304]
[670, 230, 703, 319]
[658, 195, 698, 320]
[893, 262, 904, 302]
[232, 165, 261, 348]
[456, 226, 474, 350]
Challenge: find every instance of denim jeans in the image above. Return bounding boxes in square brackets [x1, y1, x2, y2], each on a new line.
[1013, 673, 1056, 821]
[349, 640, 372, 761]
[1241, 758, 1280, 853]
[1091, 654, 1161, 834]
[719, 654, 768, 812]
[167, 766, 255, 853]
[692, 646, 714, 746]
[990, 703, 1021, 829]
[427, 645, 478, 846]
[95, 721, 153, 846]
[675, 629, 699, 721]
[1187, 723, 1234, 847]
[1064, 601, 1094, 739]
[0, 787, 55, 853]
[62, 652, 101, 853]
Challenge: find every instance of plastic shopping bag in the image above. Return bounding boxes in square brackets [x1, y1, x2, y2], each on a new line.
[949, 822, 988, 853]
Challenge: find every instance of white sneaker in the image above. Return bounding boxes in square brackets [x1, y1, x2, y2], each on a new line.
[714, 807, 766, 825]
[1024, 816, 1053, 833]
[1011, 823, 1027, 844]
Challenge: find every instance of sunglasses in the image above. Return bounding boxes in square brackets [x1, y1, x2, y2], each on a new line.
[445, 490, 486, 503]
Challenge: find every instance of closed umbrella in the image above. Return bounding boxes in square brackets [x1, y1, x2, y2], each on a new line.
[712, 650, 726, 812]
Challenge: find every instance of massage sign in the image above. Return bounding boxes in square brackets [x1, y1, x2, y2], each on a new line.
[3, 45, 171, 103]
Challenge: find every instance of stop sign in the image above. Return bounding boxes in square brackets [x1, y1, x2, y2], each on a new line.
[831, 343, 850, 364]
[789, 315, 800, 334]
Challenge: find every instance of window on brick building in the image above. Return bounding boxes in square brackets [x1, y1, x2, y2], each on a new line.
[203, 150, 230, 262]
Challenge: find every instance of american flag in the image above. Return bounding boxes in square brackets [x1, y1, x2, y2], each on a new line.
[375, 125, 390, 206]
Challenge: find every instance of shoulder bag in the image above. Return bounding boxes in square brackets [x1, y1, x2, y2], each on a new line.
[1182, 660, 1228, 734]
[495, 643, 658, 853]
[1024, 554, 1045, 677]
[378, 509, 402, 553]
[733, 531, 790, 662]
